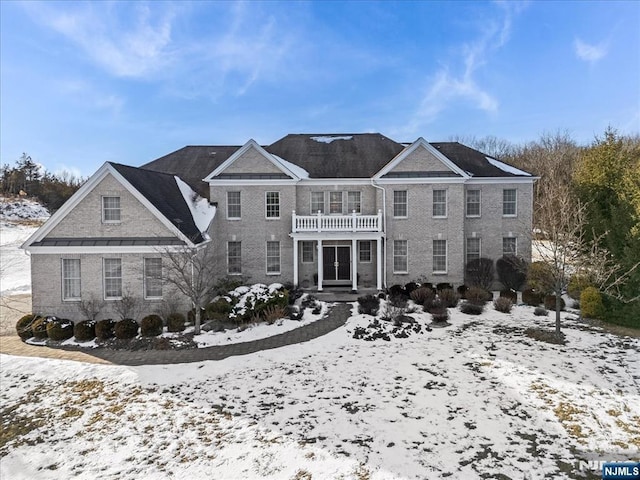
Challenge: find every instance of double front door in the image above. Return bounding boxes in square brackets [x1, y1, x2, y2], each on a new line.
[323, 245, 351, 282]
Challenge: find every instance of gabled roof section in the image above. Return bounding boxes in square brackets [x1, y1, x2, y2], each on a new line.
[266, 133, 405, 178]
[374, 138, 469, 180]
[204, 139, 301, 182]
[430, 142, 533, 177]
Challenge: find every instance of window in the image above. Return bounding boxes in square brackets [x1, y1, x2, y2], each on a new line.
[301, 241, 314, 263]
[62, 259, 81, 301]
[144, 258, 162, 299]
[103, 258, 122, 299]
[393, 240, 408, 273]
[329, 191, 343, 214]
[433, 240, 447, 273]
[311, 192, 325, 214]
[466, 238, 481, 264]
[503, 237, 517, 256]
[466, 189, 481, 217]
[228, 242, 242, 274]
[359, 241, 372, 262]
[266, 192, 280, 218]
[347, 191, 361, 214]
[393, 190, 407, 217]
[503, 189, 517, 216]
[227, 191, 241, 219]
[102, 196, 121, 223]
[266, 241, 281, 274]
[433, 190, 447, 217]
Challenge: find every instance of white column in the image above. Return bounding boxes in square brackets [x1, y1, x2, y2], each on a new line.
[352, 238, 358, 292]
[376, 237, 383, 290]
[293, 239, 299, 288]
[317, 240, 323, 291]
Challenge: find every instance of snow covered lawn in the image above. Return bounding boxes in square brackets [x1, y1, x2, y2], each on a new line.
[2, 305, 639, 479]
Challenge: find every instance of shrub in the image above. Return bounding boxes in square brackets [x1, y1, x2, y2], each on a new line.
[457, 285, 469, 299]
[288, 305, 304, 320]
[544, 295, 565, 311]
[430, 307, 449, 323]
[263, 305, 287, 324]
[568, 274, 594, 300]
[387, 284, 407, 300]
[534, 307, 548, 316]
[357, 294, 380, 316]
[410, 287, 435, 305]
[436, 283, 453, 292]
[522, 288, 543, 306]
[140, 314, 163, 337]
[227, 284, 289, 323]
[466, 287, 491, 306]
[166, 313, 186, 333]
[460, 302, 484, 315]
[95, 319, 116, 340]
[45, 318, 74, 341]
[16, 314, 37, 340]
[404, 282, 419, 295]
[527, 262, 555, 294]
[493, 297, 513, 314]
[32, 316, 55, 340]
[388, 294, 408, 308]
[206, 298, 232, 320]
[74, 320, 96, 342]
[496, 255, 528, 291]
[580, 287, 604, 319]
[187, 307, 206, 324]
[500, 289, 517, 303]
[465, 258, 494, 290]
[114, 318, 139, 340]
[439, 288, 460, 308]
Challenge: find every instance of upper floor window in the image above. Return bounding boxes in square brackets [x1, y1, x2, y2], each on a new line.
[347, 191, 361, 213]
[393, 190, 408, 218]
[102, 196, 121, 223]
[301, 241, 314, 263]
[466, 190, 481, 217]
[266, 241, 281, 275]
[466, 237, 481, 264]
[228, 241, 242, 274]
[329, 192, 343, 214]
[433, 239, 447, 273]
[393, 240, 408, 273]
[227, 191, 241, 219]
[503, 237, 517, 256]
[266, 192, 280, 219]
[62, 258, 81, 301]
[433, 190, 447, 218]
[311, 192, 325, 214]
[103, 258, 122, 299]
[503, 189, 517, 216]
[144, 257, 162, 299]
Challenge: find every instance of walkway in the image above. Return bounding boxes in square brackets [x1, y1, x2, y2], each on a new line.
[0, 303, 352, 366]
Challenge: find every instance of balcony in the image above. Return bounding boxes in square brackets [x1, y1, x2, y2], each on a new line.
[292, 210, 383, 233]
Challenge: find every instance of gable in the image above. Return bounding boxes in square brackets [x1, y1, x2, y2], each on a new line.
[220, 147, 287, 177]
[385, 144, 461, 176]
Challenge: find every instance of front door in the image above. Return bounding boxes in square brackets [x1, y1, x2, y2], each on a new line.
[323, 246, 351, 282]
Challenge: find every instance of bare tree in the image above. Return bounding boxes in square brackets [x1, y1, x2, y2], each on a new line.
[78, 294, 105, 321]
[112, 289, 141, 321]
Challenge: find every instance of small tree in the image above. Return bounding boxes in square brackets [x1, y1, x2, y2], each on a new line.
[496, 255, 528, 291]
[112, 290, 141, 321]
[465, 258, 494, 290]
[78, 294, 105, 321]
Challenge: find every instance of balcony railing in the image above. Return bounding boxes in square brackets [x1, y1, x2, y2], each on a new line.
[292, 210, 383, 233]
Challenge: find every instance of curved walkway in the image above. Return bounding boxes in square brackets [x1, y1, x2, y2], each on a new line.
[0, 303, 352, 366]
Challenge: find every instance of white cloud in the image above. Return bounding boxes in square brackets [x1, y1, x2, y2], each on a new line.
[574, 38, 608, 63]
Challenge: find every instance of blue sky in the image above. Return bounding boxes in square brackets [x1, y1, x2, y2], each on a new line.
[1, 1, 639, 178]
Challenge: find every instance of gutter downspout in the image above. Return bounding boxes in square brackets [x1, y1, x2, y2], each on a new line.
[370, 179, 386, 290]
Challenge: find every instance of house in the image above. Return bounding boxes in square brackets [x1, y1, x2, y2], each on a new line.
[22, 133, 536, 320]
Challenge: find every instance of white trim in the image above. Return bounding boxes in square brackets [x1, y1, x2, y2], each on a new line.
[61, 258, 81, 302]
[432, 239, 448, 274]
[310, 191, 325, 214]
[24, 245, 190, 255]
[103, 257, 123, 300]
[502, 188, 518, 217]
[374, 137, 470, 180]
[466, 188, 482, 218]
[393, 239, 408, 274]
[291, 231, 384, 241]
[227, 240, 242, 275]
[465, 237, 481, 265]
[432, 189, 447, 218]
[203, 139, 300, 182]
[301, 241, 315, 263]
[502, 236, 518, 256]
[359, 240, 372, 263]
[393, 190, 408, 219]
[226, 191, 241, 220]
[298, 178, 372, 186]
[375, 177, 467, 185]
[207, 179, 299, 187]
[266, 240, 281, 275]
[101, 195, 121, 224]
[465, 177, 538, 185]
[143, 257, 163, 300]
[265, 191, 281, 219]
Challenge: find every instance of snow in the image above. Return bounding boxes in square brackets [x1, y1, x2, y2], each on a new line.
[2, 304, 639, 479]
[310, 135, 353, 144]
[270, 154, 309, 179]
[174, 177, 217, 235]
[0, 196, 49, 223]
[486, 157, 531, 176]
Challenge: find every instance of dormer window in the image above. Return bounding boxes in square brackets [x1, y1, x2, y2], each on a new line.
[102, 196, 121, 223]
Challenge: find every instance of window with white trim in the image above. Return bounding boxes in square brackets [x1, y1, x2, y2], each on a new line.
[359, 240, 371, 262]
[466, 189, 481, 217]
[503, 237, 517, 256]
[393, 190, 407, 217]
[311, 192, 325, 214]
[466, 238, 481, 264]
[433, 240, 447, 273]
[62, 259, 81, 301]
[102, 196, 121, 223]
[329, 191, 343, 214]
[228, 241, 242, 274]
[433, 189, 447, 217]
[103, 258, 122, 299]
[227, 191, 241, 219]
[503, 189, 517, 216]
[144, 258, 162, 299]
[266, 192, 280, 218]
[393, 240, 408, 273]
[301, 241, 314, 263]
[347, 191, 361, 213]
[266, 241, 281, 274]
